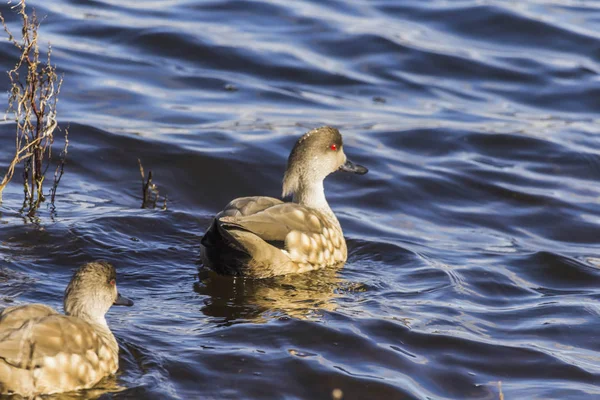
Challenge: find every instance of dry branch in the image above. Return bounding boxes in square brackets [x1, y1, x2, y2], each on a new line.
[138, 158, 167, 210]
[0, 0, 67, 213]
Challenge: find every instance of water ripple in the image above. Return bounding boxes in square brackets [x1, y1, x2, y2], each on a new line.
[1, 0, 600, 398]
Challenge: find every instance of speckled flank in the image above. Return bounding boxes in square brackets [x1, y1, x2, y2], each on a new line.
[0, 314, 119, 396]
[287, 227, 343, 263]
[283, 209, 347, 271]
[38, 344, 114, 392]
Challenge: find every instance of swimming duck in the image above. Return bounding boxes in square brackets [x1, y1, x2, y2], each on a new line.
[201, 126, 368, 278]
[0, 261, 133, 396]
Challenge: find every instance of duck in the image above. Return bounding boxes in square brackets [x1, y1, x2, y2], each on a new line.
[0, 261, 133, 396]
[201, 126, 368, 278]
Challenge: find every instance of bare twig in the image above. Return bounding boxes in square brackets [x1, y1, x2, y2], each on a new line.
[137, 158, 167, 210]
[0, 0, 66, 212]
[137, 157, 145, 201]
[49, 126, 68, 206]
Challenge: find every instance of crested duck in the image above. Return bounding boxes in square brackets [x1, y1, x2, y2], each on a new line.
[0, 261, 133, 396]
[201, 126, 368, 278]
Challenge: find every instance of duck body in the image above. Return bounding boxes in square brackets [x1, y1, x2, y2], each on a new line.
[0, 261, 133, 396]
[0, 305, 118, 396]
[201, 127, 367, 278]
[201, 196, 347, 278]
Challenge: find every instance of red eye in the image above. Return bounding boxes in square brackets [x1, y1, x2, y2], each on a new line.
[110, 279, 116, 286]
[330, 144, 337, 151]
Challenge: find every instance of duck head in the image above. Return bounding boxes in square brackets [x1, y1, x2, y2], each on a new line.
[282, 126, 368, 200]
[64, 261, 133, 325]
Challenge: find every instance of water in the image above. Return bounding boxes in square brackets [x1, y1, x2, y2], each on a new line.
[1, 0, 600, 398]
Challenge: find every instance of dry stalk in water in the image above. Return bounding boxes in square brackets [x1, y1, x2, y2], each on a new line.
[0, 1, 66, 213]
[138, 158, 167, 210]
[49, 125, 68, 208]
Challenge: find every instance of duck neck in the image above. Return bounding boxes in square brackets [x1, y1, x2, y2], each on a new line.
[66, 306, 118, 354]
[65, 300, 108, 327]
[75, 311, 119, 355]
[91, 320, 119, 356]
[78, 312, 109, 328]
[293, 181, 335, 218]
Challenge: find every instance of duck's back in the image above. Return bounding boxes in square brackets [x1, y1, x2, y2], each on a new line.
[0, 304, 57, 329]
[215, 196, 284, 218]
[201, 196, 347, 278]
[0, 304, 118, 396]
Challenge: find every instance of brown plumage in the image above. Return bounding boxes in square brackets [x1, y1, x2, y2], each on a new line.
[0, 261, 133, 396]
[201, 126, 368, 278]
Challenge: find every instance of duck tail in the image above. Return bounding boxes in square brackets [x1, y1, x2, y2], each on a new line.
[200, 219, 252, 276]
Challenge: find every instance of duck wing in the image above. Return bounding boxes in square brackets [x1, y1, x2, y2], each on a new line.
[0, 312, 113, 370]
[218, 202, 324, 243]
[218, 202, 343, 273]
[201, 197, 336, 277]
[0, 313, 119, 395]
[0, 304, 58, 330]
[201, 196, 285, 250]
[217, 196, 284, 218]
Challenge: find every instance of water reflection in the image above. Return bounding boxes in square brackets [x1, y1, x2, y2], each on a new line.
[12, 375, 125, 400]
[194, 266, 347, 323]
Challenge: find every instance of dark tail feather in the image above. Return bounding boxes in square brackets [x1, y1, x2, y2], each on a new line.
[201, 219, 251, 276]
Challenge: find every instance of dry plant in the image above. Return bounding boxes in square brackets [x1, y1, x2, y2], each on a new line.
[138, 158, 167, 210]
[0, 0, 67, 214]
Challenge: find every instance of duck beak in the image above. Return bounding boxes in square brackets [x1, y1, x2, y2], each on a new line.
[339, 159, 368, 175]
[114, 292, 134, 306]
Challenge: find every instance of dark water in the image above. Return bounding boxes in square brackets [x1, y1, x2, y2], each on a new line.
[1, 0, 600, 398]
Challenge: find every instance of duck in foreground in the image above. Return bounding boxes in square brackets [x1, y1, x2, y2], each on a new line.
[0, 261, 133, 396]
[201, 126, 368, 278]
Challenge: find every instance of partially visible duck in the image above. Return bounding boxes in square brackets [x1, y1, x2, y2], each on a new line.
[201, 126, 368, 278]
[0, 261, 133, 396]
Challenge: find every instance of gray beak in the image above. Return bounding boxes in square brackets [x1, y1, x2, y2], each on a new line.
[114, 292, 134, 306]
[339, 159, 368, 175]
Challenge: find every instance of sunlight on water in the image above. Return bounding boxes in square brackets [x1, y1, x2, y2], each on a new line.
[1, 0, 600, 398]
